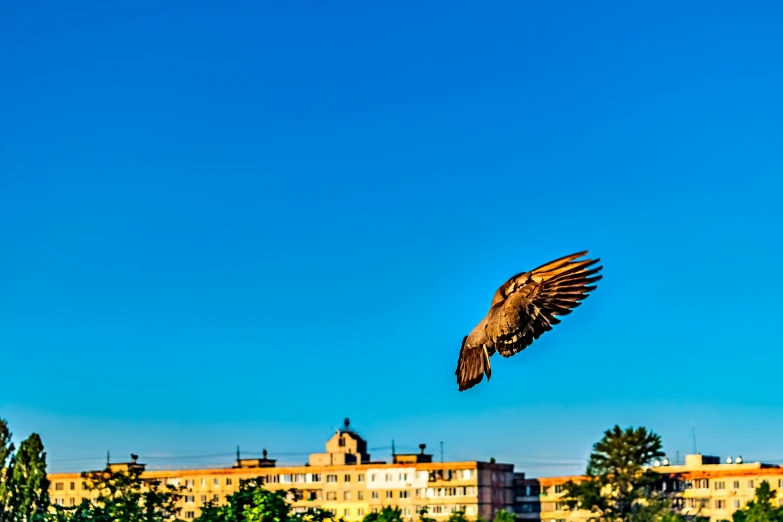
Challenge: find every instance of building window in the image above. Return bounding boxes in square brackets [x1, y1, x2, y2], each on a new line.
[201, 495, 207, 503]
[326, 475, 337, 483]
[69, 482, 75, 491]
[214, 479, 220, 486]
[400, 491, 409, 499]
[400, 473, 408, 481]
[372, 508, 379, 514]
[358, 509, 365, 517]
[733, 481, 740, 489]
[715, 500, 726, 509]
[403, 508, 411, 516]
[386, 491, 393, 499]
[749, 480, 755, 489]
[186, 479, 194, 488]
[385, 473, 392, 481]
[213, 494, 219, 501]
[779, 479, 783, 488]
[82, 482, 87, 490]
[555, 502, 567, 511]
[541, 486, 550, 496]
[69, 498, 75, 507]
[733, 500, 741, 509]
[201, 479, 206, 487]
[326, 492, 337, 501]
[344, 474, 351, 482]
[715, 481, 726, 490]
[371, 491, 379, 500]
[555, 519, 566, 522]
[358, 474, 365, 482]
[358, 491, 364, 500]
[185, 512, 195, 520]
[370, 474, 377, 482]
[55, 483, 64, 491]
[226, 478, 233, 486]
[344, 492, 352, 501]
[344, 509, 350, 516]
[554, 485, 564, 494]
[185, 496, 194, 503]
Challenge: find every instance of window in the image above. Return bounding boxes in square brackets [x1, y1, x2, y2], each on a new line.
[555, 502, 567, 511]
[226, 478, 233, 486]
[400, 473, 408, 481]
[69, 498, 75, 507]
[779, 479, 783, 488]
[749, 480, 755, 489]
[55, 483, 64, 491]
[370, 474, 377, 482]
[733, 500, 741, 509]
[213, 494, 219, 501]
[554, 484, 564, 494]
[733, 481, 740, 489]
[326, 475, 337, 483]
[358, 491, 364, 500]
[82, 482, 87, 490]
[358, 474, 365, 482]
[70, 482, 75, 491]
[214, 479, 220, 486]
[385, 473, 393, 481]
[715, 481, 725, 490]
[344, 474, 351, 482]
[541, 486, 550, 495]
[344, 492, 352, 501]
[185, 512, 195, 520]
[185, 496, 194, 503]
[344, 510, 350, 516]
[715, 500, 726, 509]
[555, 519, 566, 522]
[386, 491, 393, 499]
[403, 508, 411, 516]
[186, 479, 194, 488]
[358, 509, 365, 517]
[201, 479, 206, 487]
[400, 491, 409, 499]
[372, 508, 379, 514]
[326, 492, 337, 501]
[371, 491, 379, 500]
[201, 496, 207, 503]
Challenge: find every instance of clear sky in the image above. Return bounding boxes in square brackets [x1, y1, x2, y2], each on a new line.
[2, 1, 783, 477]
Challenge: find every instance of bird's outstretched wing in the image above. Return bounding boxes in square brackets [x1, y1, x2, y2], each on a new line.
[485, 251, 602, 358]
[455, 331, 492, 392]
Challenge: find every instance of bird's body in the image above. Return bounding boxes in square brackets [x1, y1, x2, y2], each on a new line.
[455, 251, 602, 391]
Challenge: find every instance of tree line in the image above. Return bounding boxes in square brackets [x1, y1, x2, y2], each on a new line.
[2, 417, 782, 522]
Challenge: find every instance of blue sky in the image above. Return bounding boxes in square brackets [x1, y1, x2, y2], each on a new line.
[2, 1, 783, 476]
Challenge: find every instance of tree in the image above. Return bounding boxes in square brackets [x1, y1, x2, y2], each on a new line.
[562, 425, 677, 522]
[53, 466, 183, 522]
[446, 510, 469, 522]
[197, 479, 341, 522]
[7, 433, 50, 522]
[0, 419, 15, 519]
[491, 511, 516, 522]
[417, 507, 435, 522]
[732, 481, 783, 522]
[362, 507, 403, 522]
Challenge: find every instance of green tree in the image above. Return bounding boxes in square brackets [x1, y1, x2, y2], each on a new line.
[732, 481, 783, 522]
[7, 433, 50, 522]
[0, 418, 16, 519]
[491, 510, 516, 522]
[361, 507, 403, 522]
[197, 479, 340, 522]
[562, 425, 677, 522]
[54, 467, 183, 522]
[447, 510, 469, 522]
[417, 507, 435, 522]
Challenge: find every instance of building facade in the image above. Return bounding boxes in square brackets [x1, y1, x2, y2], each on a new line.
[47, 420, 516, 521]
[514, 454, 783, 522]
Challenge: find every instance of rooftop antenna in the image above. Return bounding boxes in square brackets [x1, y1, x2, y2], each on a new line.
[676, 450, 680, 465]
[237, 446, 241, 464]
[692, 426, 698, 454]
[392, 439, 396, 457]
[106, 450, 110, 468]
[440, 441, 444, 463]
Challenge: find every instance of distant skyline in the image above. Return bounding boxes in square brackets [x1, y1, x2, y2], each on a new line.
[2, 1, 783, 479]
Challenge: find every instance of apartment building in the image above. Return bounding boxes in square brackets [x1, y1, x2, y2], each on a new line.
[514, 453, 783, 522]
[47, 420, 516, 520]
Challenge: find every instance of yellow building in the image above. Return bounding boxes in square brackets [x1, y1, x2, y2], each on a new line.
[48, 420, 516, 521]
[514, 453, 783, 522]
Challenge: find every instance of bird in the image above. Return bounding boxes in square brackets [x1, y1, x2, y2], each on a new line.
[455, 251, 602, 391]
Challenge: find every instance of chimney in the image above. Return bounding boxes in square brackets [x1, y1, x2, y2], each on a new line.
[419, 444, 426, 455]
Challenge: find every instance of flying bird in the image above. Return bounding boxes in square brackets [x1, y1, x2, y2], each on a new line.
[455, 251, 602, 391]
